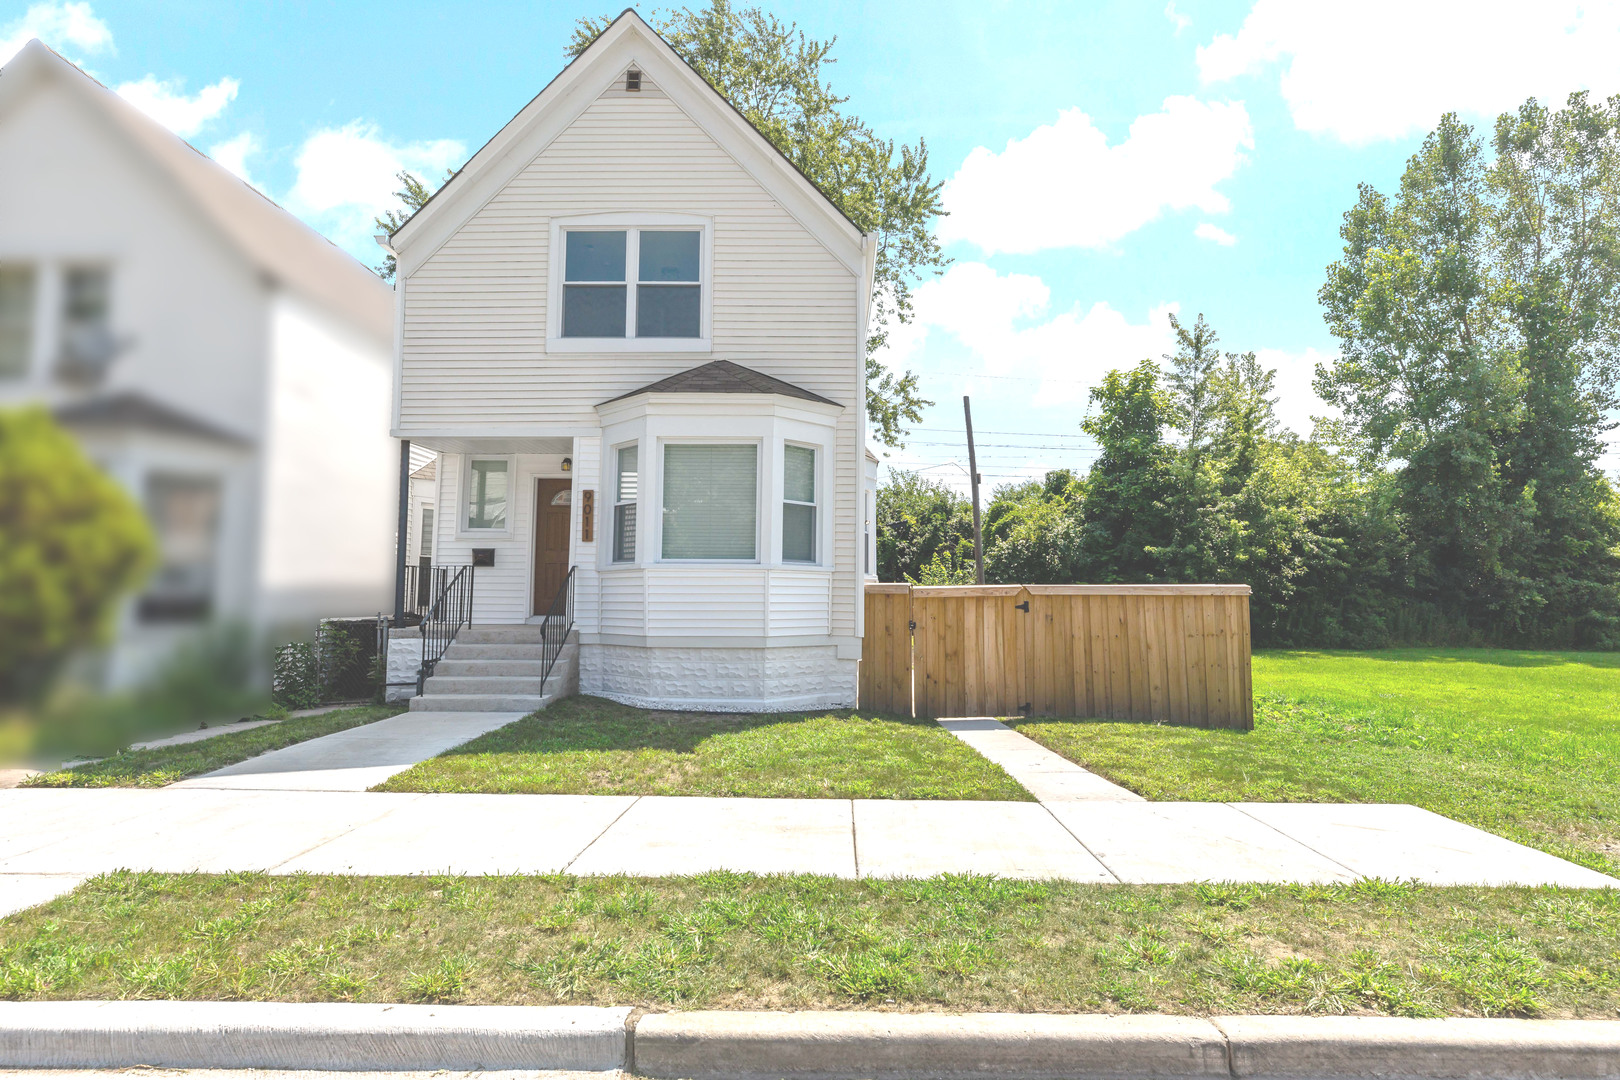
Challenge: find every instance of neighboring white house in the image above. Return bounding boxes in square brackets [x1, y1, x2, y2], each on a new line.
[384, 11, 873, 710]
[0, 40, 399, 689]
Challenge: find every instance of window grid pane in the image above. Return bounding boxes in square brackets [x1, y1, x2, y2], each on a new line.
[635, 284, 700, 338]
[783, 503, 816, 562]
[563, 284, 627, 337]
[662, 444, 756, 560]
[564, 231, 627, 281]
[638, 231, 700, 281]
[784, 445, 816, 503]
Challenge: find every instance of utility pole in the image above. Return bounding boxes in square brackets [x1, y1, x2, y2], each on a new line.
[964, 396, 985, 585]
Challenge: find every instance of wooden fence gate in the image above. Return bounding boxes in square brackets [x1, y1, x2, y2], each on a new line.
[859, 584, 1252, 730]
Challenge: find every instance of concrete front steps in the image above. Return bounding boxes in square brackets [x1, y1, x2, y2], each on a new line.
[409, 624, 578, 713]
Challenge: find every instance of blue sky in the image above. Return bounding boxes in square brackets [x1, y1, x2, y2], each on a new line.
[7, 0, 1619, 484]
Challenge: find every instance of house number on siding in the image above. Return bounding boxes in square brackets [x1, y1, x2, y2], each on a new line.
[581, 490, 595, 542]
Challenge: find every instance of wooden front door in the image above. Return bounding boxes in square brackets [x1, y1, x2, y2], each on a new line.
[532, 478, 572, 615]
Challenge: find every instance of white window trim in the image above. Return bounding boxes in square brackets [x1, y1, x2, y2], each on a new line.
[781, 441, 820, 565]
[547, 213, 712, 354]
[610, 440, 640, 564]
[457, 454, 517, 538]
[656, 436, 763, 565]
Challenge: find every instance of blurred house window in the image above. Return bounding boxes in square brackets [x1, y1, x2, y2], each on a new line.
[0, 265, 35, 379]
[138, 473, 222, 623]
[57, 266, 113, 384]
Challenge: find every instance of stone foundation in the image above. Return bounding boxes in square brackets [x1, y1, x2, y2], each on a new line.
[579, 643, 856, 711]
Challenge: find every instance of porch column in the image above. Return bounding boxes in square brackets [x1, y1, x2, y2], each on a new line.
[393, 438, 410, 623]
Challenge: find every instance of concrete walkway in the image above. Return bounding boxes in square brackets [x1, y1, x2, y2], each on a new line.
[170, 711, 525, 792]
[937, 718, 1143, 802]
[1, 787, 1611, 919]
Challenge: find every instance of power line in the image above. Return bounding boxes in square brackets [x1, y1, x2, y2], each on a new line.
[915, 427, 1092, 439]
[904, 440, 1102, 451]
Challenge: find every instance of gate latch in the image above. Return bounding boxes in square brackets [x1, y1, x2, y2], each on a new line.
[1015, 600, 1030, 612]
[908, 619, 917, 631]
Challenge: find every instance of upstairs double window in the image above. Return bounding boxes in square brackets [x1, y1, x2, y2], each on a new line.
[562, 228, 702, 340]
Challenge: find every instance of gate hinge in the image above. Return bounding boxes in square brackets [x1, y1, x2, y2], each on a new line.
[1015, 600, 1030, 612]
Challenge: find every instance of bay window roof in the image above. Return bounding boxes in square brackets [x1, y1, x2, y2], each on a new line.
[600, 359, 839, 407]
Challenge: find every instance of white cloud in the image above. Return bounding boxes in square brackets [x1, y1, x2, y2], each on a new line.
[116, 75, 238, 138]
[1195, 222, 1237, 246]
[1198, 0, 1620, 144]
[878, 262, 1180, 406]
[285, 122, 465, 254]
[208, 131, 261, 187]
[937, 97, 1253, 254]
[1165, 1, 1191, 33]
[1253, 347, 1337, 436]
[1, 0, 112, 65]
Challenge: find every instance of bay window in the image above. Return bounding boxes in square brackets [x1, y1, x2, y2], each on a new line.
[561, 227, 702, 340]
[662, 444, 757, 560]
[782, 444, 817, 562]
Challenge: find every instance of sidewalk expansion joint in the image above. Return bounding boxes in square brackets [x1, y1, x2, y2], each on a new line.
[563, 795, 642, 874]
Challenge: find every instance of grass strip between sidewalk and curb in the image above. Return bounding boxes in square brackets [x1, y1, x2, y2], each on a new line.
[1014, 648, 1620, 878]
[22, 705, 405, 788]
[376, 695, 1031, 800]
[3, 871, 1617, 1018]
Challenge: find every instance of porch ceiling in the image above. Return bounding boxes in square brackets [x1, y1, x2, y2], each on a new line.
[403, 436, 575, 455]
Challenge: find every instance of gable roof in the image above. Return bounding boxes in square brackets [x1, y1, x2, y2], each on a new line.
[387, 9, 866, 276]
[55, 391, 253, 445]
[601, 360, 840, 407]
[0, 40, 392, 342]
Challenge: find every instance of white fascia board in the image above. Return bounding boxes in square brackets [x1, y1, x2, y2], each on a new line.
[595, 392, 843, 427]
[390, 11, 865, 279]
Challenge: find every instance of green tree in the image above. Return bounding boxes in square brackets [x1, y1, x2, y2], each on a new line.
[982, 470, 1085, 584]
[0, 407, 156, 702]
[374, 171, 442, 282]
[570, 2, 945, 446]
[874, 469, 971, 583]
[1074, 361, 1179, 582]
[1319, 96, 1620, 644]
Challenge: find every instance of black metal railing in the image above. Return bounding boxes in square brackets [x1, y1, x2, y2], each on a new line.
[417, 564, 474, 695]
[400, 562, 455, 624]
[538, 567, 576, 687]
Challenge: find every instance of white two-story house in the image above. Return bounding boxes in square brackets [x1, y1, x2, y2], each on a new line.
[384, 11, 872, 711]
[0, 40, 399, 689]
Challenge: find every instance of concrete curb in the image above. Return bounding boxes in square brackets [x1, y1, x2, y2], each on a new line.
[0, 1001, 632, 1071]
[633, 1011, 1229, 1079]
[1, 1004, 1618, 1077]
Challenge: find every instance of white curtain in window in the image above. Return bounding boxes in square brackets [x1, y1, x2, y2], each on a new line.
[662, 444, 757, 559]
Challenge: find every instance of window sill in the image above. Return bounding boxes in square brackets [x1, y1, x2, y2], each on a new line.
[546, 337, 711, 355]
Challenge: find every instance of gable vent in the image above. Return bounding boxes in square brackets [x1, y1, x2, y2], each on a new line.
[625, 69, 642, 92]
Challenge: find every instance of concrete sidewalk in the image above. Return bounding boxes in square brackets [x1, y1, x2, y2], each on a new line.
[1, 787, 1611, 918]
[170, 710, 525, 792]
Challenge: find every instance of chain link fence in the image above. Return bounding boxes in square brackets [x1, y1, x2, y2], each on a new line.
[272, 616, 386, 708]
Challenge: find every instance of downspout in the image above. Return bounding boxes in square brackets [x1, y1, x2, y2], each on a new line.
[393, 439, 410, 623]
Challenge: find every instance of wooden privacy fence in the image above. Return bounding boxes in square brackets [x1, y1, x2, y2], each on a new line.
[859, 584, 1252, 730]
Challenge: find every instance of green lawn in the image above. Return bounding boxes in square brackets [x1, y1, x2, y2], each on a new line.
[3, 871, 1616, 1018]
[23, 705, 405, 788]
[378, 695, 1030, 800]
[1015, 649, 1620, 876]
